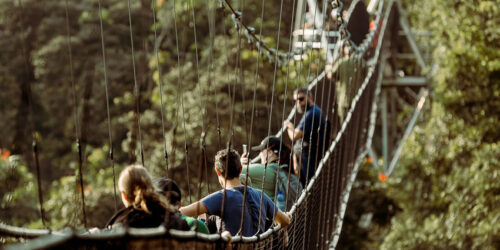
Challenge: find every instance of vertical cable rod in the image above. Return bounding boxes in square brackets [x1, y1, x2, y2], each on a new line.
[126, 0, 145, 166]
[97, 0, 118, 212]
[64, 0, 87, 228]
[172, 0, 192, 202]
[151, 0, 169, 174]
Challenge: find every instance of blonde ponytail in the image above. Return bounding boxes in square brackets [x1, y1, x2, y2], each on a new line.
[118, 165, 176, 214]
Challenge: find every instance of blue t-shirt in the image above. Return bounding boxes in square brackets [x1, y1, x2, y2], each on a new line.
[297, 104, 327, 185]
[297, 104, 326, 154]
[201, 186, 277, 236]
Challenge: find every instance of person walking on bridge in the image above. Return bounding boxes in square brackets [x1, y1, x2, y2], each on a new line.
[284, 88, 329, 186]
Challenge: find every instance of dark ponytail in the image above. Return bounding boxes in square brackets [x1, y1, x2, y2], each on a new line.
[278, 143, 294, 171]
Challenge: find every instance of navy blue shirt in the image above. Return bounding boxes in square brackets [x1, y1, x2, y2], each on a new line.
[201, 186, 277, 236]
[297, 104, 326, 152]
[297, 104, 327, 185]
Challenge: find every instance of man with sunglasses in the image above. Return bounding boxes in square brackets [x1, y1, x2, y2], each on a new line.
[284, 88, 328, 186]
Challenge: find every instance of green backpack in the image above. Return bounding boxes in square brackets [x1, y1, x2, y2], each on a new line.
[268, 164, 303, 211]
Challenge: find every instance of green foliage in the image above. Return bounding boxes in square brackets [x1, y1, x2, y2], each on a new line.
[0, 156, 40, 227]
[378, 0, 500, 248]
[381, 105, 500, 249]
[0, 0, 313, 231]
[338, 161, 401, 249]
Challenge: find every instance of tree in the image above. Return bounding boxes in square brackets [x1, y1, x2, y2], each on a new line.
[0, 0, 319, 230]
[379, 0, 500, 248]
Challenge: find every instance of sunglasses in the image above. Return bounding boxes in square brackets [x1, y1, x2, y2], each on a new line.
[294, 97, 305, 102]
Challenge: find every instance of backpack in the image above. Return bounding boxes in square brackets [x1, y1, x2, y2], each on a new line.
[268, 164, 303, 211]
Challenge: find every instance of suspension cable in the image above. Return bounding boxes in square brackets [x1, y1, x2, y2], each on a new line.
[151, 0, 169, 175]
[280, 0, 298, 213]
[290, 0, 310, 245]
[232, 0, 252, 236]
[189, 0, 207, 233]
[206, 0, 218, 194]
[258, 0, 285, 231]
[126, 0, 145, 166]
[172, 0, 192, 203]
[64, 0, 87, 228]
[246, 0, 266, 235]
[296, 1, 325, 247]
[97, 0, 118, 212]
[15, 0, 47, 228]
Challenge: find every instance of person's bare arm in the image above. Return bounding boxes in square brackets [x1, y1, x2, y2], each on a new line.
[180, 201, 208, 217]
[274, 210, 291, 228]
[293, 153, 300, 176]
[291, 129, 303, 143]
[284, 121, 303, 143]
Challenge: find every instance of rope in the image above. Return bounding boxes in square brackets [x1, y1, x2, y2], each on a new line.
[64, 0, 87, 228]
[126, 0, 145, 166]
[151, 0, 169, 175]
[281, 0, 298, 211]
[222, 0, 297, 65]
[16, 0, 47, 227]
[206, 0, 218, 194]
[171, 0, 192, 203]
[248, 0, 267, 235]
[208, 1, 222, 150]
[31, 142, 47, 228]
[300, 1, 327, 247]
[234, 0, 251, 237]
[289, 1, 313, 247]
[97, 0, 118, 212]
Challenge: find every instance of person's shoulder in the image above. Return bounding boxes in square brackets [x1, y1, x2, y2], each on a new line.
[245, 186, 264, 196]
[202, 190, 224, 201]
[120, 208, 161, 228]
[313, 105, 324, 113]
[106, 207, 133, 227]
[313, 105, 326, 118]
[247, 164, 266, 173]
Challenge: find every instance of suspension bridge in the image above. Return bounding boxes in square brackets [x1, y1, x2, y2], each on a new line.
[0, 0, 431, 248]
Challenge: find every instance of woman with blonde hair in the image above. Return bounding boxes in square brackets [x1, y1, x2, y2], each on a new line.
[106, 165, 188, 230]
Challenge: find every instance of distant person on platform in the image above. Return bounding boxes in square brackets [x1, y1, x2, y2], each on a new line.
[284, 88, 329, 186]
[179, 148, 290, 236]
[327, 41, 367, 123]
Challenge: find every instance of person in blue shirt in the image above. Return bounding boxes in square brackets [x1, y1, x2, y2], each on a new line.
[284, 88, 329, 186]
[180, 148, 290, 236]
